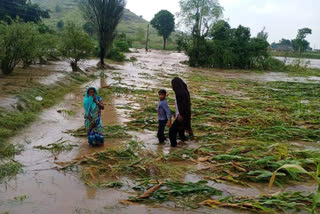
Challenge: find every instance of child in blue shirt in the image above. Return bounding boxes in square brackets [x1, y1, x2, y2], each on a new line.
[157, 89, 172, 143]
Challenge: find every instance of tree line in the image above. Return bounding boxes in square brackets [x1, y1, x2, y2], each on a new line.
[0, 0, 129, 75]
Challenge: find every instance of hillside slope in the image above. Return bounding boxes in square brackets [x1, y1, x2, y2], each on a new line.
[31, 0, 176, 49]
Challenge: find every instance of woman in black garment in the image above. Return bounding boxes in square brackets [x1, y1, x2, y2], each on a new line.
[169, 77, 193, 147]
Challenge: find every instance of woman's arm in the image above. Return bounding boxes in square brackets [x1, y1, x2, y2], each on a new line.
[93, 95, 105, 110]
[97, 101, 104, 110]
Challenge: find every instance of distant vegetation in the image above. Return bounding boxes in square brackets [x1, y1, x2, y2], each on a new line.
[177, 0, 272, 70]
[31, 0, 177, 50]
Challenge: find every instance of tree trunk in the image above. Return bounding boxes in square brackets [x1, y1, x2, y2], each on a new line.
[99, 45, 105, 68]
[163, 37, 166, 50]
[1, 59, 14, 75]
[71, 61, 80, 72]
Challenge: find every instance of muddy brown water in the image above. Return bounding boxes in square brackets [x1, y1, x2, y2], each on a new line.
[0, 50, 317, 214]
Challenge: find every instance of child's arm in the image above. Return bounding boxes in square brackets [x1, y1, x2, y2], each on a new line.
[164, 102, 172, 127]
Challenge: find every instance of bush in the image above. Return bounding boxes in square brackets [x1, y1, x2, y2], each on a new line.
[184, 20, 271, 70]
[107, 47, 125, 62]
[0, 19, 40, 74]
[105, 33, 131, 62]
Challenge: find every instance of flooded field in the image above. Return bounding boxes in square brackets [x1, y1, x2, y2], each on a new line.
[275, 57, 320, 69]
[1, 50, 320, 213]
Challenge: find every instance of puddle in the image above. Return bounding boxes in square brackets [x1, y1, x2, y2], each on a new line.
[252, 72, 320, 83]
[0, 96, 19, 111]
[275, 57, 320, 69]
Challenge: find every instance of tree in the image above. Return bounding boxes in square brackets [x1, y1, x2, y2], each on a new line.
[79, 0, 126, 67]
[292, 28, 312, 55]
[58, 23, 94, 72]
[0, 0, 49, 23]
[83, 22, 95, 37]
[150, 10, 175, 50]
[178, 0, 223, 65]
[0, 19, 40, 75]
[178, 0, 223, 38]
[257, 27, 268, 41]
[176, 32, 191, 53]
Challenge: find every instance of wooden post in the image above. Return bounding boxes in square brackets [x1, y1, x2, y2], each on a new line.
[145, 24, 150, 52]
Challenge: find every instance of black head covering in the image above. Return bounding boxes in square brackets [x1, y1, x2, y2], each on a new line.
[171, 77, 192, 131]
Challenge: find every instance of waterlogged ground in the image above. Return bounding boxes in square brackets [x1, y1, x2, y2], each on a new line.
[1, 50, 320, 214]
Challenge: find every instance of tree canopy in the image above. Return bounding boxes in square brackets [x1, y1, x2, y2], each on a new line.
[178, 0, 223, 38]
[292, 28, 312, 54]
[151, 10, 175, 50]
[58, 22, 94, 71]
[79, 0, 126, 67]
[0, 0, 49, 23]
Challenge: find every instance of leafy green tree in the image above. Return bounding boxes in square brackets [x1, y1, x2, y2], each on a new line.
[36, 33, 58, 64]
[257, 27, 268, 41]
[80, 0, 126, 67]
[0, 19, 40, 75]
[135, 27, 145, 44]
[292, 28, 312, 55]
[178, 0, 223, 65]
[58, 23, 94, 71]
[0, 0, 49, 22]
[209, 20, 234, 68]
[83, 22, 94, 37]
[176, 32, 191, 53]
[150, 10, 175, 50]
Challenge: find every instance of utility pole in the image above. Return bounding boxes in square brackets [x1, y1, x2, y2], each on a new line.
[145, 24, 150, 52]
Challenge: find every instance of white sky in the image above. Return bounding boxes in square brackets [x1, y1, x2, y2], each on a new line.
[126, 0, 320, 49]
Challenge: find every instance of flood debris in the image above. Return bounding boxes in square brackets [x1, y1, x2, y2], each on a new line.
[34, 138, 78, 155]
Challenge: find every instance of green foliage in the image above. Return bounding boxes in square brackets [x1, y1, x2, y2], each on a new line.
[80, 0, 126, 66]
[256, 27, 268, 41]
[58, 22, 94, 71]
[0, 0, 49, 23]
[135, 27, 145, 43]
[0, 160, 23, 182]
[34, 138, 78, 155]
[106, 33, 132, 62]
[0, 19, 39, 74]
[178, 0, 223, 38]
[186, 20, 270, 69]
[150, 10, 175, 49]
[292, 28, 312, 54]
[131, 180, 221, 207]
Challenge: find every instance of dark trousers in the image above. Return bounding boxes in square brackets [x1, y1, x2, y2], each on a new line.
[169, 119, 186, 147]
[157, 120, 168, 143]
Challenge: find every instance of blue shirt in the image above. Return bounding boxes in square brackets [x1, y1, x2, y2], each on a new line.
[158, 99, 171, 121]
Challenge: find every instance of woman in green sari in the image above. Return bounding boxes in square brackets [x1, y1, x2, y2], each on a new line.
[83, 87, 105, 146]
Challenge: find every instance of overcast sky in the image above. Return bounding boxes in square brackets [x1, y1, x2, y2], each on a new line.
[126, 0, 320, 49]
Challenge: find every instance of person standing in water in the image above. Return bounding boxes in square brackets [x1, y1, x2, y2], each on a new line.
[157, 89, 172, 143]
[83, 87, 105, 146]
[169, 77, 193, 147]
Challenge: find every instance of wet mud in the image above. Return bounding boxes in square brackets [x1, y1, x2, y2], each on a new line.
[1, 50, 318, 214]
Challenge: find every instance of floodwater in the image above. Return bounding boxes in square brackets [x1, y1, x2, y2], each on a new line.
[275, 56, 320, 69]
[0, 50, 316, 214]
[0, 59, 100, 110]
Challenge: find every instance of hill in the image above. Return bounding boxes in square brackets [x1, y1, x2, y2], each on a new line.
[31, 0, 177, 50]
